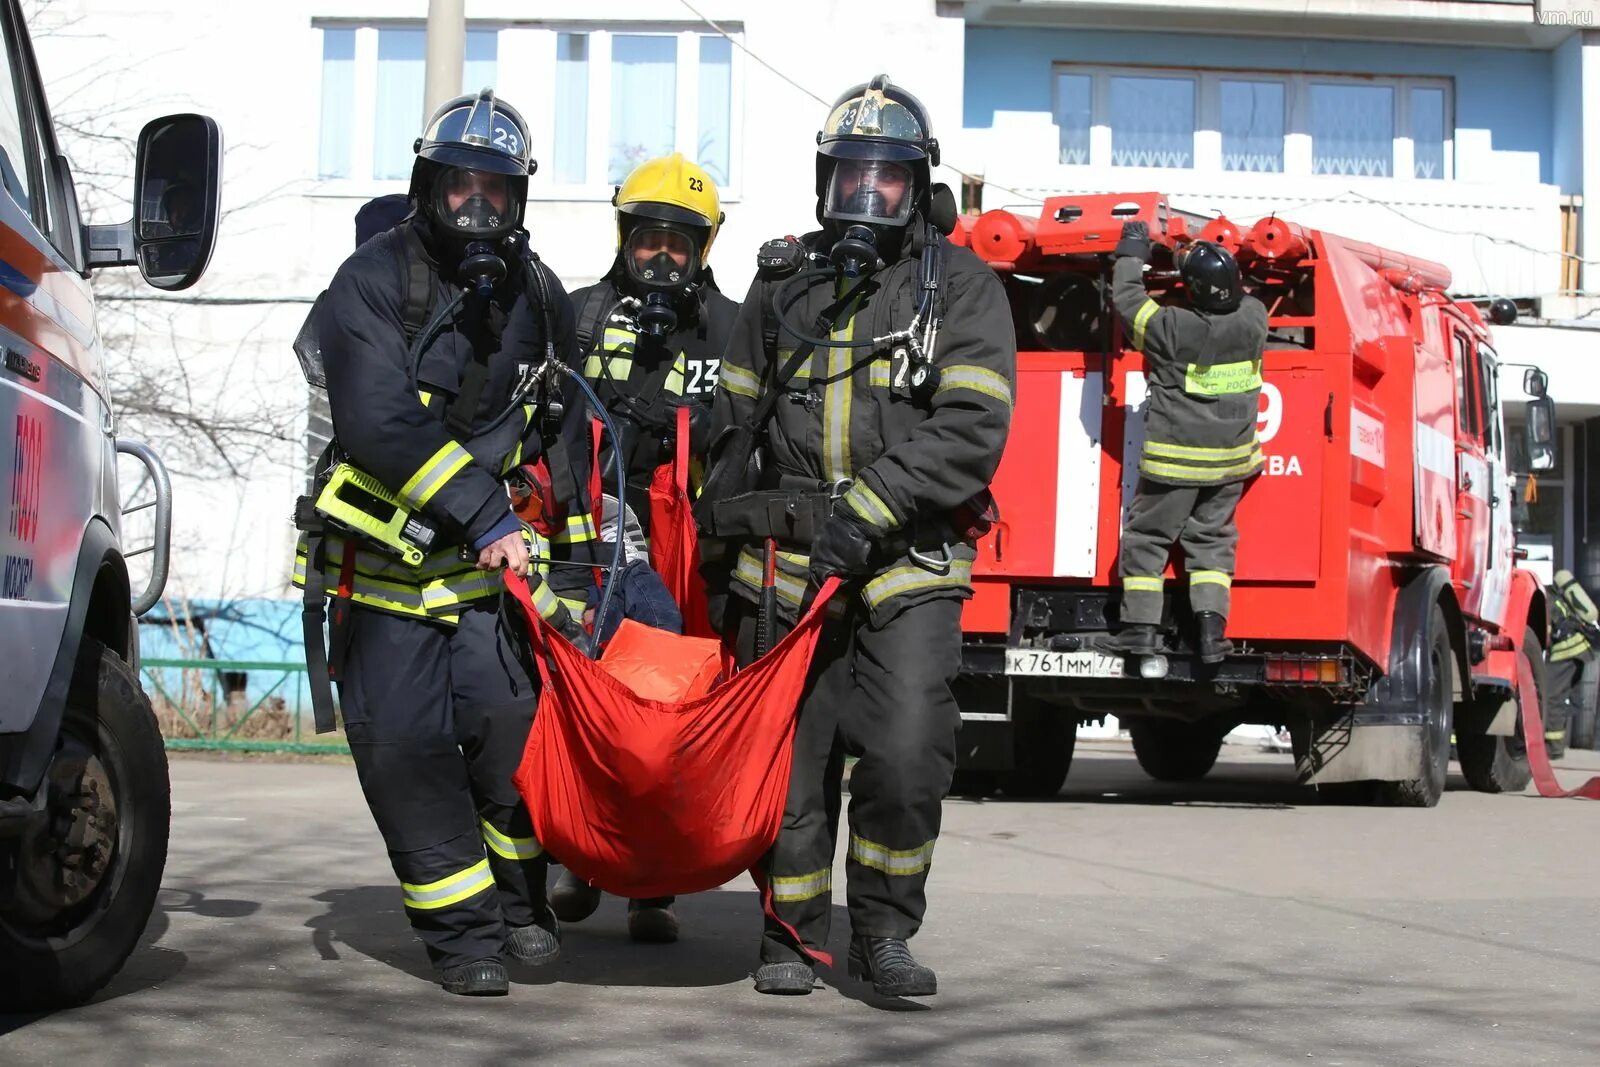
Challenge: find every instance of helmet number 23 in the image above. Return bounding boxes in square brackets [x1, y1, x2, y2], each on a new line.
[688, 177, 704, 192]
[494, 126, 520, 153]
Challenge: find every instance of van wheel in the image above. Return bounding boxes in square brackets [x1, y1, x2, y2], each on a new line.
[0, 639, 171, 1009]
[1374, 606, 1452, 808]
[1458, 627, 1539, 794]
[1128, 719, 1224, 782]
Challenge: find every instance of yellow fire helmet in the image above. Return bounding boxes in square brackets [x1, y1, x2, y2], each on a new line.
[612, 153, 724, 292]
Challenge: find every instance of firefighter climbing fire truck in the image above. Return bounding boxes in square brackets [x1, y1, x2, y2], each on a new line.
[951, 192, 1556, 807]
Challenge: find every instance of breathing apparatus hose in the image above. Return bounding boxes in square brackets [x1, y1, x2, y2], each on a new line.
[548, 359, 628, 660]
[771, 266, 936, 357]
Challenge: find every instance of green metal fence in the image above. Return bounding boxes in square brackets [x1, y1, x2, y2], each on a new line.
[140, 657, 349, 755]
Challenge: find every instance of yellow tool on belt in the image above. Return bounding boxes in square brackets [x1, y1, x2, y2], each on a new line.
[314, 463, 441, 567]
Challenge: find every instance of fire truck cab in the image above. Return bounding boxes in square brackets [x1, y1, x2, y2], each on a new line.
[953, 192, 1555, 807]
[0, 0, 222, 1009]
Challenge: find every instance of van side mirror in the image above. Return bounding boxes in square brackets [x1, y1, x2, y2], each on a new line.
[1525, 396, 1556, 472]
[1523, 367, 1548, 398]
[85, 113, 223, 291]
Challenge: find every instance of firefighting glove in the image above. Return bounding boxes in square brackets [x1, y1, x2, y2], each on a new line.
[809, 512, 876, 586]
[1115, 220, 1152, 262]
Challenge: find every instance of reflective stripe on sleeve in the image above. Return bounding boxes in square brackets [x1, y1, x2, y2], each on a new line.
[401, 859, 494, 911]
[399, 441, 475, 509]
[720, 361, 761, 399]
[934, 365, 1013, 407]
[1131, 299, 1161, 352]
[843, 481, 899, 531]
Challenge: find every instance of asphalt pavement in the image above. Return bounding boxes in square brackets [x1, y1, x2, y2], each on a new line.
[4, 744, 1600, 1066]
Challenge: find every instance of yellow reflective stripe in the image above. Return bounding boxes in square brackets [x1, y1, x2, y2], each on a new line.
[780, 351, 814, 381]
[583, 353, 603, 379]
[1131, 299, 1161, 352]
[772, 867, 832, 902]
[399, 441, 474, 509]
[935, 365, 1013, 407]
[1141, 455, 1264, 481]
[848, 835, 935, 876]
[418, 389, 433, 408]
[666, 352, 687, 395]
[1123, 575, 1165, 592]
[870, 359, 890, 389]
[1190, 570, 1232, 587]
[1547, 728, 1567, 740]
[733, 547, 809, 607]
[550, 511, 597, 544]
[861, 557, 974, 609]
[1184, 359, 1262, 397]
[1144, 438, 1260, 462]
[844, 481, 898, 531]
[481, 819, 543, 861]
[602, 326, 637, 352]
[720, 361, 761, 399]
[824, 283, 857, 480]
[401, 859, 494, 911]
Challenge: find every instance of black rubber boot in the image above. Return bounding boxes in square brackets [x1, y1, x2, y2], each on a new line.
[627, 897, 680, 944]
[753, 960, 816, 996]
[439, 958, 509, 996]
[550, 867, 602, 923]
[1104, 624, 1160, 656]
[848, 936, 937, 997]
[506, 907, 561, 966]
[1195, 611, 1233, 665]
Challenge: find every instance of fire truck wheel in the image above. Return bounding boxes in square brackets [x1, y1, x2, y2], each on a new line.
[998, 707, 1077, 799]
[0, 639, 171, 1010]
[1457, 626, 1539, 794]
[1127, 718, 1224, 782]
[1373, 606, 1453, 808]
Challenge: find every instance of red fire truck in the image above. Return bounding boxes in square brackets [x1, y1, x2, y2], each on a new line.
[951, 192, 1556, 807]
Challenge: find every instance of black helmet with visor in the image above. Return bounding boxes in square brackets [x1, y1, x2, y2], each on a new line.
[815, 75, 939, 231]
[411, 88, 535, 242]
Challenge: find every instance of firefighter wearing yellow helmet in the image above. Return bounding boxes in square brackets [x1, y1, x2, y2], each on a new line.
[552, 153, 739, 944]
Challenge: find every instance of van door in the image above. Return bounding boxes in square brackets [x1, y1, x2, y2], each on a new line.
[0, 2, 108, 733]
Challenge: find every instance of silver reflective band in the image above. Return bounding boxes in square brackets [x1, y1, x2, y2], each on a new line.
[848, 834, 935, 875]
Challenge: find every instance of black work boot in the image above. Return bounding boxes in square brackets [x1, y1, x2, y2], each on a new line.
[506, 907, 561, 966]
[1104, 623, 1160, 656]
[753, 960, 816, 996]
[627, 897, 680, 944]
[1195, 611, 1233, 665]
[848, 936, 937, 997]
[439, 958, 509, 996]
[550, 867, 602, 923]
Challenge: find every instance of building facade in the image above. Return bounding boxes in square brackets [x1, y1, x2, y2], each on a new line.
[19, 0, 1600, 649]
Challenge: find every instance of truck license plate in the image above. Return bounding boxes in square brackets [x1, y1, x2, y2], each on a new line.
[1004, 649, 1126, 679]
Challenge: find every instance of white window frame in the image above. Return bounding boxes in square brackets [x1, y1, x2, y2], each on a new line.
[308, 21, 745, 203]
[1050, 63, 1455, 181]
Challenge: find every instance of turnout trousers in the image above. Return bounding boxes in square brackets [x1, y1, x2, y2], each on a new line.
[1118, 477, 1249, 626]
[336, 597, 548, 970]
[737, 595, 963, 964]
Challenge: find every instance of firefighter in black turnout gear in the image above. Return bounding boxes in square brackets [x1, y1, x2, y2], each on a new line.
[293, 90, 598, 997]
[701, 75, 1015, 998]
[550, 153, 739, 943]
[1106, 224, 1267, 664]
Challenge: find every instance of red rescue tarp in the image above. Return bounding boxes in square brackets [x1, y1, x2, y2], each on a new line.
[648, 405, 716, 639]
[506, 570, 839, 901]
